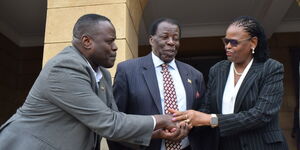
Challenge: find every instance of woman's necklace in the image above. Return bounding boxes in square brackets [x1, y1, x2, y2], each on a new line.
[233, 65, 243, 76]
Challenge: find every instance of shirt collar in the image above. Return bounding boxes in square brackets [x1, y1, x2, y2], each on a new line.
[83, 57, 103, 83]
[93, 67, 102, 83]
[151, 52, 176, 70]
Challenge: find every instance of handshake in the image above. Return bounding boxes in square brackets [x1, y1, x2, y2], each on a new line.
[152, 114, 190, 141]
[153, 109, 211, 141]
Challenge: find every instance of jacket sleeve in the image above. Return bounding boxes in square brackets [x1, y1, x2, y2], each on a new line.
[45, 58, 154, 146]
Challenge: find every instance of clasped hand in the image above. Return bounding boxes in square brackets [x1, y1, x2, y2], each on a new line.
[152, 115, 190, 141]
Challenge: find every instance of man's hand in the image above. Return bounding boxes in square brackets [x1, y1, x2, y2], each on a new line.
[152, 125, 189, 141]
[152, 115, 190, 141]
[152, 128, 179, 140]
[153, 115, 177, 131]
[174, 121, 190, 141]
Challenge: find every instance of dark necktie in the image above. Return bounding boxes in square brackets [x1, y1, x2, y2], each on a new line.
[161, 64, 181, 150]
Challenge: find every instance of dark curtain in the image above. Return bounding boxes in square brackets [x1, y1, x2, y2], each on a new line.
[290, 48, 300, 150]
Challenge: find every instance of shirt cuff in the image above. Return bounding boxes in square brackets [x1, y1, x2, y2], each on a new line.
[151, 116, 156, 130]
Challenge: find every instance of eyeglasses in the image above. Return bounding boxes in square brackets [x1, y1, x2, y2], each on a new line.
[222, 37, 252, 47]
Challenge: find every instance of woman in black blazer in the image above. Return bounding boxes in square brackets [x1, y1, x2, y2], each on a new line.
[171, 16, 289, 150]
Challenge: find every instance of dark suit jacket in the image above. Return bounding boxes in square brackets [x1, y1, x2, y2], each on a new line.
[107, 53, 212, 150]
[206, 59, 288, 150]
[0, 46, 155, 150]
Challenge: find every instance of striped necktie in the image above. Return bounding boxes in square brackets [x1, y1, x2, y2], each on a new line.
[161, 63, 181, 150]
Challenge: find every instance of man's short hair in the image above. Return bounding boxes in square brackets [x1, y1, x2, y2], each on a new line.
[73, 14, 111, 39]
[149, 18, 181, 37]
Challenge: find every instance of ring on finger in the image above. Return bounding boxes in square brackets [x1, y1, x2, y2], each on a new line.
[185, 119, 190, 123]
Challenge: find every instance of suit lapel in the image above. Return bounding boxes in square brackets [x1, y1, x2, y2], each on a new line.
[176, 61, 193, 109]
[142, 54, 163, 114]
[71, 46, 98, 94]
[234, 60, 262, 113]
[99, 67, 115, 109]
[97, 78, 108, 104]
[89, 70, 98, 95]
[216, 61, 231, 113]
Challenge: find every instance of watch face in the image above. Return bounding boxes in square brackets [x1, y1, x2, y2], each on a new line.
[211, 117, 217, 125]
[211, 116, 218, 127]
[210, 114, 218, 127]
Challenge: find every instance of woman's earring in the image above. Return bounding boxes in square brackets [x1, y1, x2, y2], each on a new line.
[251, 47, 255, 54]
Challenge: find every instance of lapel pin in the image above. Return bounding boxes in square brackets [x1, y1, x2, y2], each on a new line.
[196, 91, 200, 98]
[100, 86, 105, 91]
[187, 79, 192, 83]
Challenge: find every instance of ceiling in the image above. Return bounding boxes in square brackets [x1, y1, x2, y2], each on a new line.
[0, 0, 299, 47]
[0, 0, 47, 47]
[139, 0, 300, 45]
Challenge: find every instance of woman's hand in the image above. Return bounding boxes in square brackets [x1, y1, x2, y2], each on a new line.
[169, 109, 211, 127]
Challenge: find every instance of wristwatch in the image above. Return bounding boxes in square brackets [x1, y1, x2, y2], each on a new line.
[210, 114, 218, 128]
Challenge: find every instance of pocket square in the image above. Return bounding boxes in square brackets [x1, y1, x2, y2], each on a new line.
[196, 91, 201, 99]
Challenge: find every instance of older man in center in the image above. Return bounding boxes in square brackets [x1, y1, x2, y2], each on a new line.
[108, 18, 211, 150]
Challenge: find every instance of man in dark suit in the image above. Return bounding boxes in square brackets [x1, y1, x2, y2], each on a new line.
[107, 18, 210, 150]
[0, 14, 185, 150]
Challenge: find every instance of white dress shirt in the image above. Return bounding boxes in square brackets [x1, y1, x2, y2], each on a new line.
[152, 52, 189, 150]
[84, 59, 102, 84]
[222, 59, 253, 114]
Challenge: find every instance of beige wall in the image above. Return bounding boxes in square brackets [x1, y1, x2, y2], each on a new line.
[44, 0, 148, 77]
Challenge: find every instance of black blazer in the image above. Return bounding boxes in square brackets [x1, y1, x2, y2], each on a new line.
[107, 53, 212, 150]
[206, 58, 288, 150]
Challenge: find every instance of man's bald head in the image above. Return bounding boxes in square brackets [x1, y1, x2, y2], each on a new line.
[72, 14, 111, 40]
